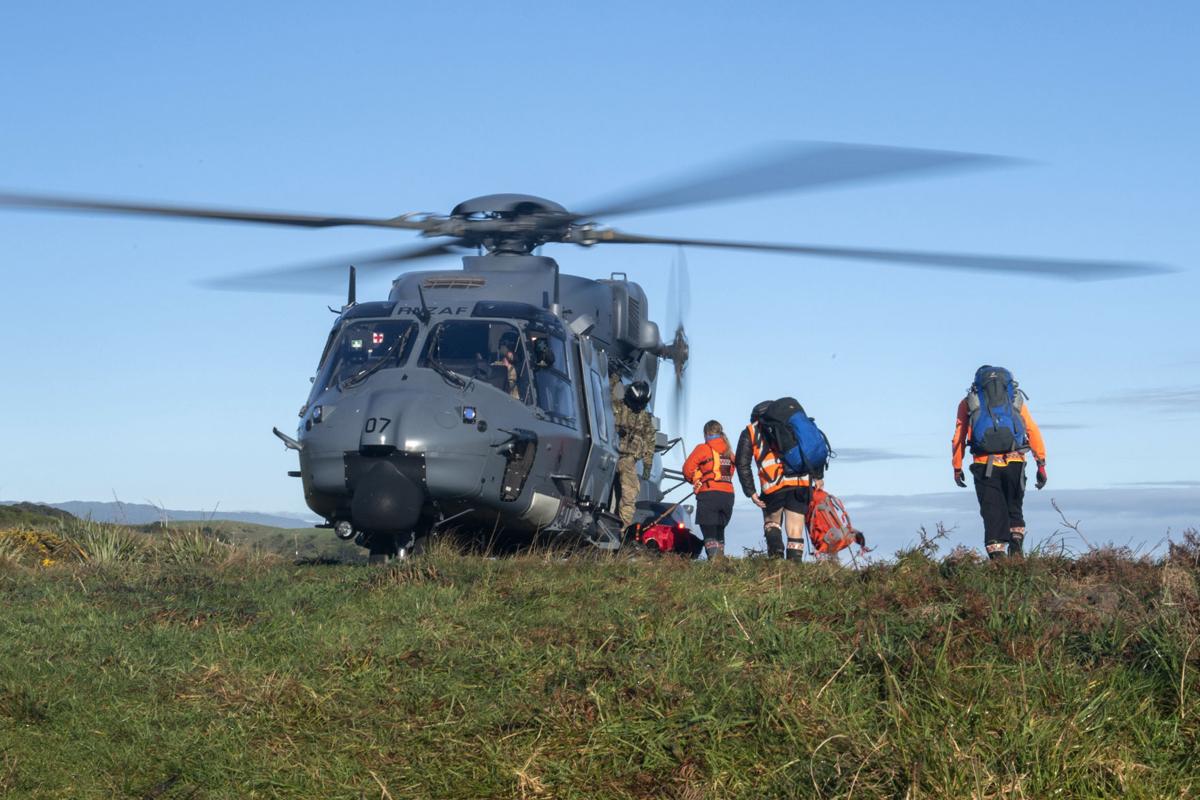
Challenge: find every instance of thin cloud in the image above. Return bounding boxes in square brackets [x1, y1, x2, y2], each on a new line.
[1126, 480, 1200, 487]
[1071, 386, 1200, 414]
[835, 448, 931, 462]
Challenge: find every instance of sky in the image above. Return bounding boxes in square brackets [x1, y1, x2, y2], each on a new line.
[1, 2, 1197, 553]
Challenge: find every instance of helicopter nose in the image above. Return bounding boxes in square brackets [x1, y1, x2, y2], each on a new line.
[350, 459, 423, 534]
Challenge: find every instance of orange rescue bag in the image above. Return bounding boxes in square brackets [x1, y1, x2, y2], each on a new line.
[806, 488, 868, 555]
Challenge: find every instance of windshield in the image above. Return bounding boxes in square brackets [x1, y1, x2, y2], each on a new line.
[526, 329, 576, 425]
[417, 320, 575, 424]
[420, 319, 536, 399]
[313, 319, 417, 392]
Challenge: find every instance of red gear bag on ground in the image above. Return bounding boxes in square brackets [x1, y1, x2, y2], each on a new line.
[806, 488, 868, 555]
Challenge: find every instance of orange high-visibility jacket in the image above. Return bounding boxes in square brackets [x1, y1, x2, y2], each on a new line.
[745, 423, 808, 494]
[683, 438, 736, 494]
[951, 398, 1046, 470]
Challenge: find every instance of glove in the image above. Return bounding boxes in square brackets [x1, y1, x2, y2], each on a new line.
[1035, 461, 1047, 490]
[954, 468, 967, 488]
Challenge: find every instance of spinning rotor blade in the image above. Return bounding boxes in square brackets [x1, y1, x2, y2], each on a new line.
[596, 231, 1170, 281]
[675, 247, 691, 329]
[199, 241, 461, 293]
[664, 250, 691, 446]
[0, 190, 432, 231]
[575, 142, 1015, 220]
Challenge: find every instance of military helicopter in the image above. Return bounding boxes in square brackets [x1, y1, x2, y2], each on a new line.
[0, 142, 1169, 559]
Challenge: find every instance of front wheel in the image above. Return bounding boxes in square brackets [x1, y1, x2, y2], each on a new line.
[366, 532, 407, 564]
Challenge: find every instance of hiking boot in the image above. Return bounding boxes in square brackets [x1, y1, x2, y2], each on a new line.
[765, 528, 784, 559]
[1008, 535, 1024, 559]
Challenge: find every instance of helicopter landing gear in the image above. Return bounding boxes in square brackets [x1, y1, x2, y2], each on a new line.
[360, 530, 416, 564]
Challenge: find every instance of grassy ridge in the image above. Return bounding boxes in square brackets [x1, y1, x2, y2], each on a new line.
[1, 529, 1199, 798]
[0, 507, 361, 566]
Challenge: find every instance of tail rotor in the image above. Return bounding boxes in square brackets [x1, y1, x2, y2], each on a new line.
[659, 249, 691, 448]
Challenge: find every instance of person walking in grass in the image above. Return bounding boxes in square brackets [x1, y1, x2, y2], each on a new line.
[683, 420, 736, 560]
[952, 365, 1047, 559]
[735, 399, 821, 560]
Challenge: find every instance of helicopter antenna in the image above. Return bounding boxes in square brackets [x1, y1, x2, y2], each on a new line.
[346, 265, 356, 307]
[416, 284, 432, 325]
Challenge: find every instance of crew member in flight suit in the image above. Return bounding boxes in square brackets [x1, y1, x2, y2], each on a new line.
[612, 377, 656, 531]
[491, 344, 520, 400]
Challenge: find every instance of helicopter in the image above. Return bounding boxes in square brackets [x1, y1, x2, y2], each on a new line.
[0, 142, 1170, 560]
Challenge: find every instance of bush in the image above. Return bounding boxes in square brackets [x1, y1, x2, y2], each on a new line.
[157, 527, 234, 566]
[69, 523, 146, 565]
[0, 527, 83, 567]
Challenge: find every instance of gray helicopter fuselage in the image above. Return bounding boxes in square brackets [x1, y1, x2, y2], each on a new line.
[294, 254, 669, 552]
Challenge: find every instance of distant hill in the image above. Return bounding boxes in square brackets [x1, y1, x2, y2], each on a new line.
[0, 501, 77, 528]
[1, 500, 319, 530]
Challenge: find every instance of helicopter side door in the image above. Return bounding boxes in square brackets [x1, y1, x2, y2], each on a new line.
[574, 336, 618, 507]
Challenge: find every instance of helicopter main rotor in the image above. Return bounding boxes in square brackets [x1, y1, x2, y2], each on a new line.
[0, 140, 1174, 291]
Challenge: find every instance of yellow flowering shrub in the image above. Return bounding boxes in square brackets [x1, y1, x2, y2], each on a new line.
[0, 527, 84, 567]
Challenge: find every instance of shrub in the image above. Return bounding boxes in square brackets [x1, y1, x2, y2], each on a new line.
[0, 527, 83, 567]
[71, 525, 146, 564]
[157, 527, 233, 566]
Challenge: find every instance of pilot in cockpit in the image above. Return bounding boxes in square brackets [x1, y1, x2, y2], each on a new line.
[491, 333, 520, 399]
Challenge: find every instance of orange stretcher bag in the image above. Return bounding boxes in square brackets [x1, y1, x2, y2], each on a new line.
[806, 488, 868, 555]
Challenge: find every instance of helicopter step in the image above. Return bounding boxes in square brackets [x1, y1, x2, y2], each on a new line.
[584, 508, 624, 551]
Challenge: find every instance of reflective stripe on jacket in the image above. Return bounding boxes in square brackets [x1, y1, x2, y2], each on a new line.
[744, 423, 807, 494]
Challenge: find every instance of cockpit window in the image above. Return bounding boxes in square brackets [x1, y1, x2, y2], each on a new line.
[526, 330, 576, 426]
[420, 320, 533, 403]
[313, 319, 417, 393]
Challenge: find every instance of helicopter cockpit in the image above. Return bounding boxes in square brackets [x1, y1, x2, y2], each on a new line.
[304, 298, 583, 433]
[311, 317, 418, 394]
[418, 314, 577, 426]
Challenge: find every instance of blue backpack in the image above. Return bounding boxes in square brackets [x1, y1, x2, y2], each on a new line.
[762, 397, 832, 477]
[967, 366, 1028, 455]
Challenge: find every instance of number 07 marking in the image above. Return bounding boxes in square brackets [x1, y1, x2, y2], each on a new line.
[364, 417, 391, 433]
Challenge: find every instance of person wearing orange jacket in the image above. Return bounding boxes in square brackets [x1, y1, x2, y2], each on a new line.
[683, 420, 736, 560]
[735, 400, 822, 560]
[952, 365, 1047, 559]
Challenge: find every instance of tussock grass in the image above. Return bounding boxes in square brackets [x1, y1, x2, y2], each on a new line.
[69, 520, 146, 565]
[1, 530, 1198, 798]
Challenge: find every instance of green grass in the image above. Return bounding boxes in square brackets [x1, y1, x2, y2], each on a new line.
[1, 536, 1198, 798]
[139, 519, 365, 563]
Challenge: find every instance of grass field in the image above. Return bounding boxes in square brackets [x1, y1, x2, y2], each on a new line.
[1, 513, 1199, 798]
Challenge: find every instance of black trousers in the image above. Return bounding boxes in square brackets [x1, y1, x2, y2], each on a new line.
[970, 461, 1026, 545]
[696, 491, 734, 543]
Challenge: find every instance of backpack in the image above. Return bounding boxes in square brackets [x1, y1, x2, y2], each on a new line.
[761, 397, 832, 477]
[966, 366, 1027, 455]
[806, 489, 867, 555]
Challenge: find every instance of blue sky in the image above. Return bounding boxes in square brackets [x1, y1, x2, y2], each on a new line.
[1, 2, 1197, 549]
